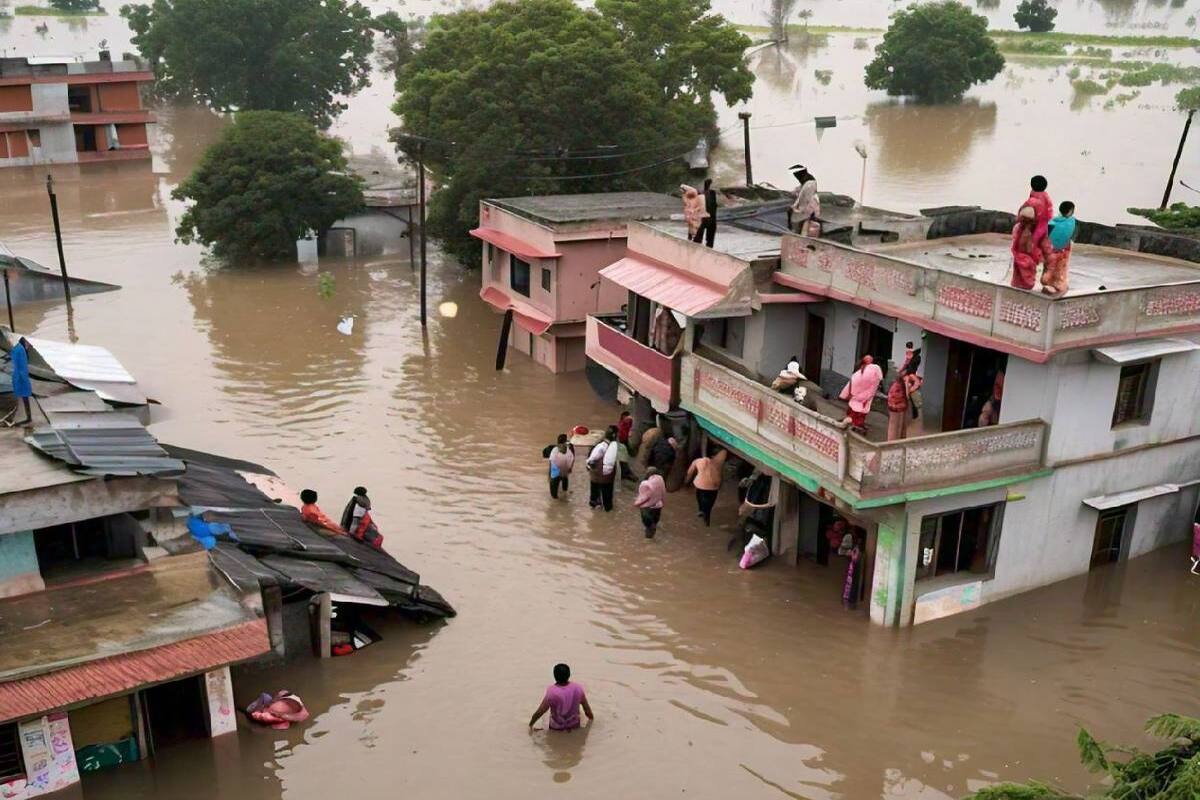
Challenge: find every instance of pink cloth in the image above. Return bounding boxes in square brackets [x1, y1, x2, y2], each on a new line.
[680, 185, 707, 231]
[1025, 190, 1054, 251]
[634, 474, 666, 509]
[544, 682, 586, 730]
[841, 363, 883, 414]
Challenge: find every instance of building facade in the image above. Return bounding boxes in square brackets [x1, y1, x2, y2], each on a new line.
[0, 55, 154, 168]
[588, 209, 1200, 626]
[473, 193, 680, 373]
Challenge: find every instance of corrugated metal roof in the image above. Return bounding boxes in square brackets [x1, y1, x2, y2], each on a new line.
[599, 255, 731, 317]
[206, 508, 346, 560]
[25, 413, 184, 476]
[20, 336, 136, 384]
[260, 555, 388, 606]
[0, 619, 270, 723]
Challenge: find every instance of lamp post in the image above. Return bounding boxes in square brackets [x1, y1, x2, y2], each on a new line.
[854, 141, 868, 208]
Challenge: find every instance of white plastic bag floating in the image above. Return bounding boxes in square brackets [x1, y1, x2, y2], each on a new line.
[336, 316, 354, 336]
[739, 534, 769, 570]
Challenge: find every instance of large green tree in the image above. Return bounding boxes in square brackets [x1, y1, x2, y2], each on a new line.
[173, 111, 364, 260]
[393, 0, 751, 263]
[49, 0, 100, 12]
[120, 0, 387, 126]
[865, 2, 1005, 103]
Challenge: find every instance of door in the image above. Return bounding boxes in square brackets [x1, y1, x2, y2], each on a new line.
[1091, 507, 1128, 569]
[942, 339, 973, 432]
[804, 314, 825, 383]
[855, 319, 893, 371]
[140, 677, 208, 754]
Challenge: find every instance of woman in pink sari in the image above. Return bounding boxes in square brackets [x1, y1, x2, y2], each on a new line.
[840, 355, 884, 431]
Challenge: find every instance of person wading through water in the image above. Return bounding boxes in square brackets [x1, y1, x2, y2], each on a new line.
[686, 447, 727, 526]
[586, 428, 618, 512]
[529, 663, 594, 731]
[542, 433, 575, 499]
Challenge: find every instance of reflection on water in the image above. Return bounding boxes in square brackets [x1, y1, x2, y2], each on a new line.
[864, 99, 998, 180]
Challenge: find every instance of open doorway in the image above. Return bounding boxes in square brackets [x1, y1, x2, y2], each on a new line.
[33, 514, 143, 585]
[140, 677, 208, 754]
[74, 125, 97, 152]
[855, 318, 893, 371]
[804, 314, 825, 384]
[942, 341, 1008, 432]
[1091, 506, 1132, 570]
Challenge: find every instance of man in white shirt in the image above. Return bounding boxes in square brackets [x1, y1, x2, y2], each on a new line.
[586, 428, 618, 512]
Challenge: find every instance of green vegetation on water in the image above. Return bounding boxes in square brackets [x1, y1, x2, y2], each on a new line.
[740, 24, 1199, 48]
[1071, 78, 1108, 95]
[996, 37, 1066, 55]
[14, 4, 106, 14]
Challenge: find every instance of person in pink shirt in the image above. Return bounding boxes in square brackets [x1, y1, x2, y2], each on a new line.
[634, 467, 666, 538]
[839, 355, 884, 431]
[1022, 174, 1053, 256]
[529, 663, 593, 731]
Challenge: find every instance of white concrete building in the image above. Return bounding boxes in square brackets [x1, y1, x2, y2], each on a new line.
[587, 206, 1200, 626]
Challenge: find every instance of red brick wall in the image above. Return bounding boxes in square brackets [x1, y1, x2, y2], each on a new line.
[115, 123, 147, 146]
[0, 85, 33, 113]
[97, 82, 141, 111]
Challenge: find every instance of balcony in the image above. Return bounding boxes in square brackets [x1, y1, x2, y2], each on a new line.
[585, 314, 679, 410]
[679, 352, 1048, 499]
[779, 233, 1200, 363]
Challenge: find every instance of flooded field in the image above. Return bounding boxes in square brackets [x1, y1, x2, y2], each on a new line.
[1, 1, 1199, 798]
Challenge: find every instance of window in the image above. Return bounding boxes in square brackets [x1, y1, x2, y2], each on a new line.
[915, 503, 1004, 581]
[486, 244, 499, 278]
[1091, 507, 1130, 569]
[510, 256, 531, 297]
[703, 316, 745, 358]
[541, 267, 552, 292]
[0, 723, 22, 782]
[1112, 361, 1156, 427]
[67, 84, 93, 113]
[26, 129, 40, 148]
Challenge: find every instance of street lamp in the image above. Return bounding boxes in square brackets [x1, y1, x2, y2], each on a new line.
[854, 141, 868, 208]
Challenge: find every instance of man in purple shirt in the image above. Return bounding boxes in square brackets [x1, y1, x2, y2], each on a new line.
[528, 663, 593, 731]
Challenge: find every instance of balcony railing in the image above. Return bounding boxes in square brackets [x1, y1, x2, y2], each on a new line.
[780, 233, 1200, 361]
[680, 352, 1048, 497]
[585, 315, 679, 410]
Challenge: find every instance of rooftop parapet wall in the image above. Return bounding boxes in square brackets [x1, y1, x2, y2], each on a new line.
[780, 233, 1200, 362]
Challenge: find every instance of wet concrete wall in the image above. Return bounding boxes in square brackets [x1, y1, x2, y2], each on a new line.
[1003, 346, 1200, 463]
[0, 531, 43, 599]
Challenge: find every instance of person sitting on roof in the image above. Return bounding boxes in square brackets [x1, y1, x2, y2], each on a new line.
[341, 486, 384, 550]
[300, 489, 345, 534]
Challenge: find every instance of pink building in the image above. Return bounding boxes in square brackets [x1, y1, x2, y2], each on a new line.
[473, 193, 679, 373]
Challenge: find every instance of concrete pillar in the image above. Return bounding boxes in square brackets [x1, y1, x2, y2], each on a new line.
[0, 531, 45, 599]
[309, 593, 332, 658]
[203, 667, 237, 737]
[628, 392, 654, 453]
[262, 582, 285, 658]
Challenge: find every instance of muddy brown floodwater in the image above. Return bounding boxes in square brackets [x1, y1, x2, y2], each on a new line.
[0, 1, 1198, 797]
[1, 125, 1199, 798]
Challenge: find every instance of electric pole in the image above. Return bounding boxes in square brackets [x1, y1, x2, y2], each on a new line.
[46, 175, 71, 303]
[738, 112, 753, 187]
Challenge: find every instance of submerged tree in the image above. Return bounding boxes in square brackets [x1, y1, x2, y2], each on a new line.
[1013, 0, 1057, 32]
[865, 1, 1005, 103]
[173, 111, 363, 261]
[765, 0, 800, 43]
[49, 0, 100, 12]
[963, 713, 1200, 799]
[393, 0, 751, 263]
[120, 0, 385, 127]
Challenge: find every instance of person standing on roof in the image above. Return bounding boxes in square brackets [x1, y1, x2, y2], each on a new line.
[691, 179, 718, 248]
[300, 489, 346, 534]
[789, 165, 820, 236]
[342, 487, 384, 549]
[7, 336, 32, 427]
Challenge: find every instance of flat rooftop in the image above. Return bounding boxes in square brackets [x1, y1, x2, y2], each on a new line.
[871, 233, 1200, 296]
[0, 552, 257, 682]
[644, 220, 782, 262]
[488, 192, 680, 227]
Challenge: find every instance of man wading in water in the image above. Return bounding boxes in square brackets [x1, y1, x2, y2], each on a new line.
[529, 663, 593, 731]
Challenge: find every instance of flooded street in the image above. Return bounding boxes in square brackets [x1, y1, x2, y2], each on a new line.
[1, 1, 1199, 798]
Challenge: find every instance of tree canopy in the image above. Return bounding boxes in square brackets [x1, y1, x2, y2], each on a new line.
[49, 0, 100, 12]
[964, 713, 1200, 799]
[865, 2, 1005, 103]
[1013, 0, 1057, 32]
[392, 0, 751, 263]
[173, 111, 364, 261]
[120, 0, 388, 126]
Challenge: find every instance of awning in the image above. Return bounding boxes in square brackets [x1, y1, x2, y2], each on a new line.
[469, 227, 561, 260]
[1092, 338, 1199, 365]
[479, 286, 553, 335]
[599, 255, 737, 317]
[1083, 483, 1183, 511]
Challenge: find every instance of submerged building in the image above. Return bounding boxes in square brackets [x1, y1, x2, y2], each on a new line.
[0, 333, 452, 797]
[587, 202, 1200, 626]
[473, 192, 680, 372]
[0, 54, 154, 168]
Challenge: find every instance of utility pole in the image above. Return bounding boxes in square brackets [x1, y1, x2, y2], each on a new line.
[738, 112, 753, 187]
[46, 175, 71, 303]
[417, 141, 427, 327]
[1161, 108, 1194, 209]
[3, 270, 14, 332]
